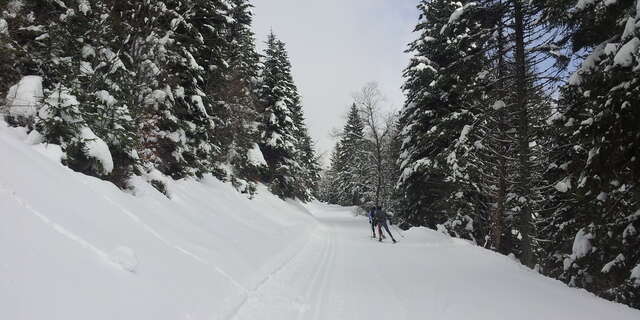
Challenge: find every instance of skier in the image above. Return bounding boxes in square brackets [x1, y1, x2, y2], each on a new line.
[367, 207, 377, 238]
[374, 206, 396, 243]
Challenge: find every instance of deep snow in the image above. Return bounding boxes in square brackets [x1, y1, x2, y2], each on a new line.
[1, 120, 640, 319]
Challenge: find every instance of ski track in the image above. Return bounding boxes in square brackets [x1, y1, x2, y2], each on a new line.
[0, 182, 124, 271]
[307, 227, 336, 320]
[229, 223, 336, 320]
[225, 224, 320, 320]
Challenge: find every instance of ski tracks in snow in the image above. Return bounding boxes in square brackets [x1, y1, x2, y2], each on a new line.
[299, 225, 336, 320]
[231, 224, 337, 320]
[0, 182, 125, 271]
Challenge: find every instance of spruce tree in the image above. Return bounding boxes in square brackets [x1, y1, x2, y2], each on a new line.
[257, 32, 308, 200]
[334, 103, 369, 206]
[2, 0, 137, 184]
[539, 0, 640, 307]
[398, 0, 493, 235]
[219, 0, 266, 186]
[321, 142, 344, 204]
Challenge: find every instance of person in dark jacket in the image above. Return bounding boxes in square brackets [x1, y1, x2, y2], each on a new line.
[367, 207, 377, 238]
[374, 206, 396, 243]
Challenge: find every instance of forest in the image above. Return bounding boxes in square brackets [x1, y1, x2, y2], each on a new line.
[0, 0, 320, 200]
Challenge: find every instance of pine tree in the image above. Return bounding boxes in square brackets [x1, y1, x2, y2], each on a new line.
[257, 32, 308, 200]
[398, 0, 493, 235]
[334, 103, 369, 206]
[1, 0, 268, 187]
[320, 142, 344, 204]
[70, 0, 138, 187]
[162, 0, 229, 178]
[2, 1, 137, 184]
[381, 113, 404, 216]
[217, 0, 266, 191]
[538, 0, 640, 307]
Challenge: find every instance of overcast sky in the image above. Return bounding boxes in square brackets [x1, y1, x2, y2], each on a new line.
[252, 0, 419, 163]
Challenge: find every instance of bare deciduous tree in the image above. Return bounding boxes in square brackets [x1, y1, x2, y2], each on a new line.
[353, 82, 392, 207]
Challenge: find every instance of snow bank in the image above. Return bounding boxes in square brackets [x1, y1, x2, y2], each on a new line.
[6, 76, 43, 119]
[0, 120, 317, 320]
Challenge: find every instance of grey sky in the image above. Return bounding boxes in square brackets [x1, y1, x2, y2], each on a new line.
[252, 0, 419, 163]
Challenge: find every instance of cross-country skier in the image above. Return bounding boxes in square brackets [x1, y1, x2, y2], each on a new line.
[374, 206, 396, 243]
[367, 207, 376, 238]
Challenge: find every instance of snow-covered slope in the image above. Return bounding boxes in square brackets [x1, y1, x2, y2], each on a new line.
[2, 120, 640, 320]
[0, 121, 317, 320]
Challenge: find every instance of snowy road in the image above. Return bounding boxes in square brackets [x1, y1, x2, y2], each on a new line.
[233, 203, 640, 320]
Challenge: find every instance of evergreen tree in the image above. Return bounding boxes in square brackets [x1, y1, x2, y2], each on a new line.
[160, 0, 229, 178]
[257, 32, 309, 200]
[217, 0, 266, 191]
[334, 103, 369, 206]
[1, 0, 273, 189]
[398, 0, 493, 236]
[381, 113, 404, 216]
[539, 0, 640, 307]
[320, 142, 344, 204]
[2, 0, 137, 185]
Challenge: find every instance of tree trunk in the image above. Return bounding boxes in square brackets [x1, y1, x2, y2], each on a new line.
[490, 3, 506, 253]
[513, 0, 535, 268]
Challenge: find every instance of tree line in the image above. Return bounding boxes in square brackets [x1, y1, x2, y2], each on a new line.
[321, 0, 640, 309]
[0, 0, 320, 200]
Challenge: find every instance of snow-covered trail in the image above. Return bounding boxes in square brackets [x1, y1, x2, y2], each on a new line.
[234, 203, 640, 320]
